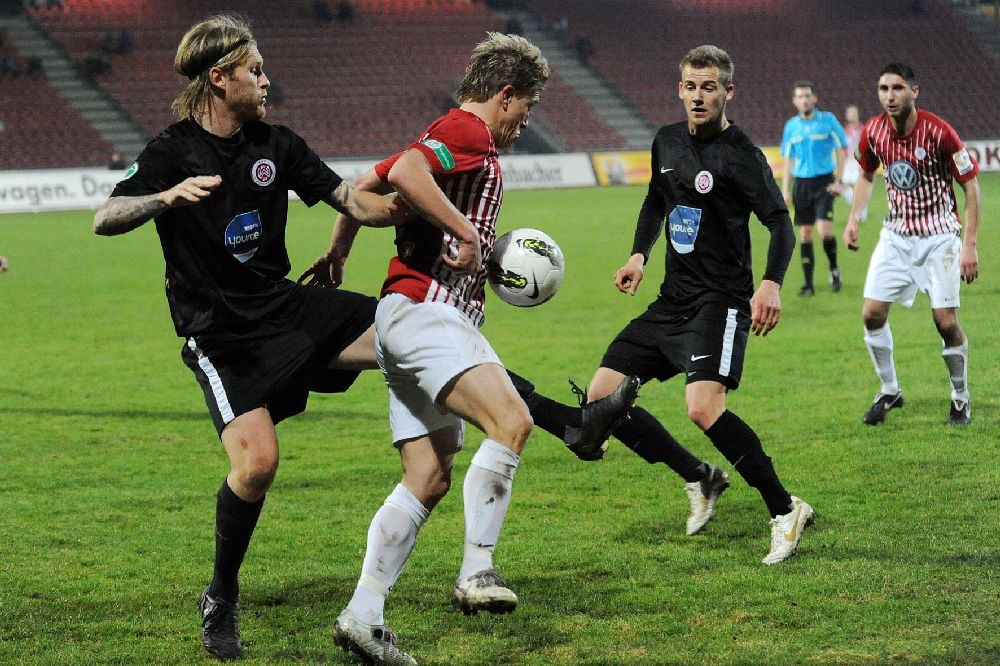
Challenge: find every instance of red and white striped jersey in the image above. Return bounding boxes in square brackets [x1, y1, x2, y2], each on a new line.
[858, 109, 978, 236]
[375, 108, 502, 327]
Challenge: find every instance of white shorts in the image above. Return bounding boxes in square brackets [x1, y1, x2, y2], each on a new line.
[863, 227, 962, 309]
[375, 292, 503, 445]
[841, 158, 861, 186]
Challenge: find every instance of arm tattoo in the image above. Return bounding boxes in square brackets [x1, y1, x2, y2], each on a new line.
[94, 195, 165, 235]
[325, 181, 353, 213]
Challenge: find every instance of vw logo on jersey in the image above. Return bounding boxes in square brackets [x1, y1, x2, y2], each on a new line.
[250, 159, 276, 187]
[225, 210, 262, 263]
[694, 170, 714, 194]
[887, 160, 920, 191]
[668, 205, 703, 255]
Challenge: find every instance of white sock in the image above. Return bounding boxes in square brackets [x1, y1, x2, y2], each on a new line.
[942, 340, 970, 403]
[459, 439, 519, 580]
[347, 484, 429, 625]
[864, 324, 899, 395]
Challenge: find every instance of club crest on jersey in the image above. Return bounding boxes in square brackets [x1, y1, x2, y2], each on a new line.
[887, 160, 919, 191]
[420, 139, 456, 171]
[250, 159, 276, 187]
[914, 147, 927, 161]
[694, 170, 714, 194]
[953, 148, 974, 176]
[225, 210, 262, 263]
[668, 205, 702, 255]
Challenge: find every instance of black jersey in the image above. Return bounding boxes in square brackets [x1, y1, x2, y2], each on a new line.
[632, 122, 793, 315]
[112, 118, 342, 336]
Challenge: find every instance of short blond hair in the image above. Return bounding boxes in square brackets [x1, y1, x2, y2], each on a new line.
[456, 32, 549, 103]
[679, 45, 733, 87]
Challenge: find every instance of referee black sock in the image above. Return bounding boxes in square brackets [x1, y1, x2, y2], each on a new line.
[704, 410, 792, 517]
[208, 481, 264, 603]
[614, 406, 704, 482]
[800, 241, 815, 288]
[823, 236, 838, 271]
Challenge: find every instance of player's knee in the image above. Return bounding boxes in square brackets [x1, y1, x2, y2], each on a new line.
[862, 309, 887, 330]
[424, 475, 451, 507]
[687, 401, 723, 431]
[495, 405, 532, 453]
[248, 459, 279, 493]
[509, 407, 534, 445]
[232, 449, 279, 496]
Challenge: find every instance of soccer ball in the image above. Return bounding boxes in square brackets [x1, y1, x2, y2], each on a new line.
[487, 228, 565, 307]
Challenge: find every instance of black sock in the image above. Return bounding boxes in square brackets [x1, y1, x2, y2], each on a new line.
[800, 241, 814, 288]
[507, 369, 582, 438]
[525, 390, 582, 436]
[704, 410, 792, 517]
[823, 236, 838, 270]
[614, 406, 704, 481]
[208, 481, 264, 602]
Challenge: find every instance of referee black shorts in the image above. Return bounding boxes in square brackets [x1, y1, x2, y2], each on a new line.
[181, 285, 377, 436]
[599, 300, 749, 391]
[792, 174, 836, 226]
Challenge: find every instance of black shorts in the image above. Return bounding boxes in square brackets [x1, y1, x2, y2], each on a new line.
[181, 285, 377, 436]
[792, 174, 836, 226]
[599, 300, 749, 390]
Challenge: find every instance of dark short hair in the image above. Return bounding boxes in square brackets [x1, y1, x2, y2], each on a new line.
[880, 62, 916, 87]
[792, 80, 815, 94]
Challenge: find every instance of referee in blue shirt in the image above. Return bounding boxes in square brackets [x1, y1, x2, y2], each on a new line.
[780, 80, 847, 296]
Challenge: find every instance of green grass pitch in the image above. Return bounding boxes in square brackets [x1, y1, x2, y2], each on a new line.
[1, 174, 998, 664]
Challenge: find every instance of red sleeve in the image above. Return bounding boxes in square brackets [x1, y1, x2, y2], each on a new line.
[856, 117, 880, 174]
[376, 112, 491, 179]
[374, 151, 404, 181]
[410, 113, 491, 175]
[937, 120, 979, 184]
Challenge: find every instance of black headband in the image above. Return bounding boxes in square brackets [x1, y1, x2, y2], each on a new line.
[182, 38, 249, 80]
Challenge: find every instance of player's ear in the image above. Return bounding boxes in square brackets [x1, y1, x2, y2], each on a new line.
[501, 84, 514, 106]
[208, 66, 227, 89]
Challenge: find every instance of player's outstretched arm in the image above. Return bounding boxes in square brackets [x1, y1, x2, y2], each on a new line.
[323, 171, 402, 227]
[93, 174, 222, 236]
[302, 169, 407, 287]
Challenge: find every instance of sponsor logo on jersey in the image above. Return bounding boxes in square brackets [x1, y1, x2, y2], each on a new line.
[122, 162, 139, 180]
[886, 160, 919, 191]
[694, 170, 714, 194]
[420, 139, 456, 171]
[668, 205, 702, 255]
[953, 148, 974, 176]
[250, 159, 276, 187]
[224, 210, 262, 263]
